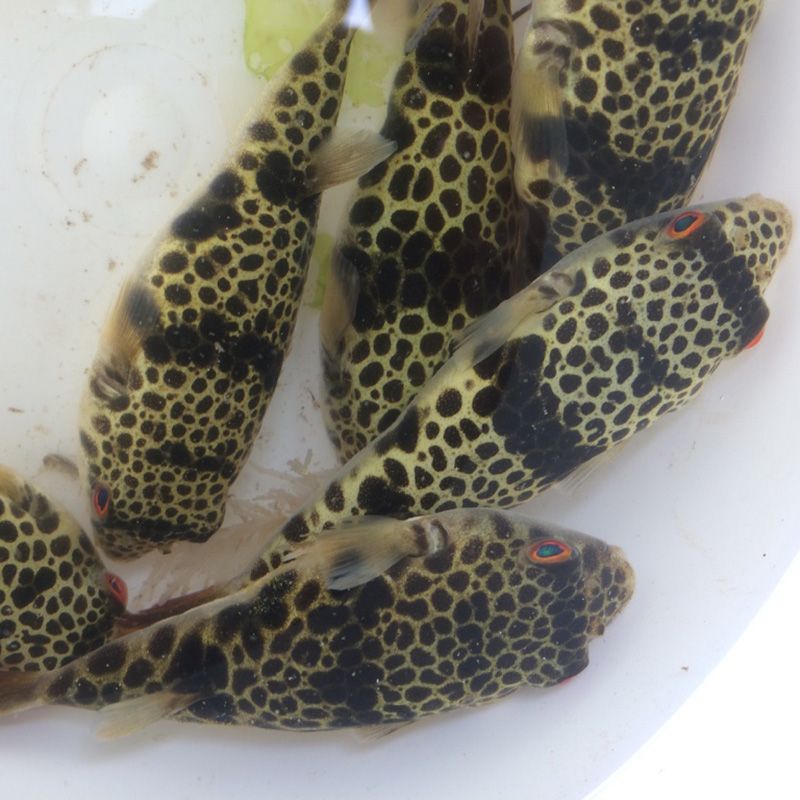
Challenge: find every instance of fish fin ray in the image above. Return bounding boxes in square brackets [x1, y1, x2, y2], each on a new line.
[451, 269, 575, 366]
[103, 279, 161, 365]
[352, 719, 416, 743]
[554, 447, 621, 496]
[0, 467, 30, 506]
[283, 517, 422, 591]
[405, 3, 442, 54]
[467, 0, 483, 60]
[94, 279, 161, 402]
[0, 670, 44, 717]
[512, 17, 572, 197]
[319, 249, 361, 363]
[96, 690, 205, 740]
[305, 130, 397, 195]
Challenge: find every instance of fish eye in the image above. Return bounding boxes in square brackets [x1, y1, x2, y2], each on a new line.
[665, 210, 706, 239]
[91, 483, 111, 520]
[527, 539, 573, 565]
[103, 572, 128, 607]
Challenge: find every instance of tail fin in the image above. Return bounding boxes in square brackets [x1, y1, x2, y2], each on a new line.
[0, 670, 44, 718]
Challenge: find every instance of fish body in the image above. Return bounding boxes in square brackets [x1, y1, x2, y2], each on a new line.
[0, 510, 633, 732]
[321, 0, 523, 461]
[513, 0, 765, 271]
[0, 469, 127, 672]
[253, 195, 790, 574]
[80, 0, 394, 560]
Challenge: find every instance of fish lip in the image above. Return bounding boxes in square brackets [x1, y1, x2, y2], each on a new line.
[93, 516, 211, 558]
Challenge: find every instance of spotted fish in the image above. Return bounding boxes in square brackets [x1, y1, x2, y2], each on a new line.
[0, 468, 127, 672]
[80, 0, 395, 560]
[0, 509, 633, 734]
[244, 195, 791, 580]
[321, 0, 523, 461]
[512, 0, 765, 272]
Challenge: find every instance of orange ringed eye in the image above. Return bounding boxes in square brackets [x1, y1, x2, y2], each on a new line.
[92, 484, 111, 520]
[104, 572, 128, 607]
[745, 327, 766, 350]
[666, 210, 706, 239]
[528, 539, 573, 564]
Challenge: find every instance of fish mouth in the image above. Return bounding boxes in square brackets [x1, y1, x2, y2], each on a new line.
[93, 517, 213, 561]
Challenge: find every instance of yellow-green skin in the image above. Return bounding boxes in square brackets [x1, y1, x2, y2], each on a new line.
[322, 0, 522, 461]
[252, 196, 790, 578]
[515, 0, 765, 272]
[80, 0, 366, 560]
[0, 471, 125, 672]
[0, 510, 633, 731]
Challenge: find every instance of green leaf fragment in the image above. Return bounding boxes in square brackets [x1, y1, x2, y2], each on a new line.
[308, 232, 336, 309]
[242, 0, 393, 107]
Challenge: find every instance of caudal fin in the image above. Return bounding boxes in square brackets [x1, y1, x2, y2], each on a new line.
[0, 670, 44, 718]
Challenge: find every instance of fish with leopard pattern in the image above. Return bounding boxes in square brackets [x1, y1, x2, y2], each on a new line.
[0, 508, 633, 734]
[244, 194, 790, 582]
[0, 468, 127, 672]
[321, 0, 526, 462]
[512, 0, 765, 272]
[80, 0, 395, 561]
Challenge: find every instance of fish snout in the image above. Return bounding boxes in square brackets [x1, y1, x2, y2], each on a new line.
[585, 544, 635, 638]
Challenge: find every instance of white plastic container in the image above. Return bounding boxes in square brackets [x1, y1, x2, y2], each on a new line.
[0, 2, 797, 797]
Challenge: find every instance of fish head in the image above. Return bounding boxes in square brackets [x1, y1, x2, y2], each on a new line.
[86, 473, 224, 561]
[517, 522, 635, 652]
[599, 195, 792, 357]
[0, 470, 126, 668]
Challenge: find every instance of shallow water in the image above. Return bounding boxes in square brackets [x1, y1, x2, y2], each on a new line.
[0, 1, 798, 798]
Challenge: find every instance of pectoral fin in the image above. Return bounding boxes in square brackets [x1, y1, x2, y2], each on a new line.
[283, 516, 424, 591]
[305, 130, 397, 195]
[451, 268, 575, 367]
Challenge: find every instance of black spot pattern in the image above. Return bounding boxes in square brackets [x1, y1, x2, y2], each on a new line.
[0, 473, 124, 671]
[29, 510, 633, 733]
[321, 0, 521, 461]
[515, 0, 765, 271]
[258, 197, 788, 592]
[81, 4, 363, 559]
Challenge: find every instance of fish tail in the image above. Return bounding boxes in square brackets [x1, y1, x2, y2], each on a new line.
[467, 0, 483, 59]
[512, 17, 572, 197]
[0, 670, 44, 717]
